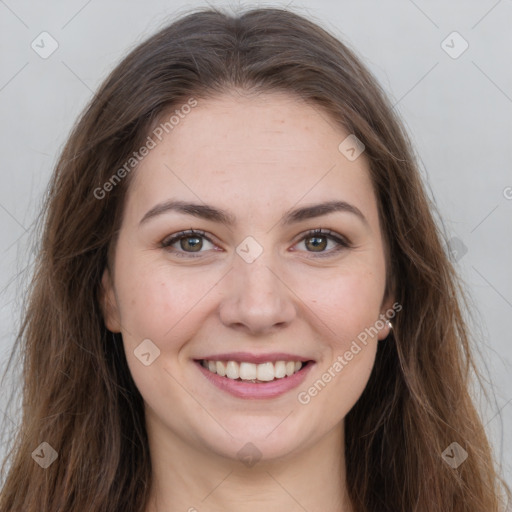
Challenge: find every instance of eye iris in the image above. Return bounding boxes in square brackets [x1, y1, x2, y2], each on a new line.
[181, 236, 203, 252]
[306, 235, 327, 251]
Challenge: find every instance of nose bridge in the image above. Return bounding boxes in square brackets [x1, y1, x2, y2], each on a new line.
[234, 232, 280, 295]
[218, 244, 296, 333]
[238, 255, 279, 301]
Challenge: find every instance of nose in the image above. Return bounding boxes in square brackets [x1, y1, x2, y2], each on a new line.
[218, 251, 297, 335]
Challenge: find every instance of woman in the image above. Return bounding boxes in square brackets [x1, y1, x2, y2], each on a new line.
[0, 6, 509, 512]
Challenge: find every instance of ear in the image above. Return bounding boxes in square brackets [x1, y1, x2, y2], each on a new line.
[377, 294, 398, 341]
[99, 268, 121, 333]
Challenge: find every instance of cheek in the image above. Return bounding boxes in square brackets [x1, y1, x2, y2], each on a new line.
[292, 261, 384, 397]
[300, 284, 380, 419]
[325, 343, 377, 417]
[302, 267, 385, 336]
[114, 261, 208, 419]
[297, 325, 378, 424]
[114, 254, 222, 349]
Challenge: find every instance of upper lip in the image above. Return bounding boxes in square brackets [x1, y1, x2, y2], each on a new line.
[195, 352, 314, 364]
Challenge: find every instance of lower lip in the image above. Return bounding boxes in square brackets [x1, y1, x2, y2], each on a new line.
[194, 360, 315, 399]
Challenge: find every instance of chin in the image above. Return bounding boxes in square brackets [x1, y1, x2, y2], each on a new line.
[198, 415, 313, 463]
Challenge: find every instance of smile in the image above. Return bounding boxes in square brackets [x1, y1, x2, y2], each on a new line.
[194, 358, 315, 399]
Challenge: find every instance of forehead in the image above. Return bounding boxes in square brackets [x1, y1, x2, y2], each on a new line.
[124, 91, 378, 229]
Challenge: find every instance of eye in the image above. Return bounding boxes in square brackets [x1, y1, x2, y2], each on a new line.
[161, 229, 216, 257]
[293, 228, 351, 257]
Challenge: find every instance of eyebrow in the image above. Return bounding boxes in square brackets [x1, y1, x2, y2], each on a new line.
[138, 199, 369, 228]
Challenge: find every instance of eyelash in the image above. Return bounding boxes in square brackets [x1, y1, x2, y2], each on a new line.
[160, 228, 351, 258]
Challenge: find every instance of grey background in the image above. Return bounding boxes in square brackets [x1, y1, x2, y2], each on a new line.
[0, 0, 511, 497]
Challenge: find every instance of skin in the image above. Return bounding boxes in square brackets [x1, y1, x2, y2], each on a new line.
[101, 90, 394, 512]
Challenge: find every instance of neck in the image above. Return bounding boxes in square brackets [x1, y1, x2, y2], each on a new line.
[144, 412, 354, 512]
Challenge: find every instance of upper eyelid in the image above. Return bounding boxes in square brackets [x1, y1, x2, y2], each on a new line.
[162, 229, 211, 245]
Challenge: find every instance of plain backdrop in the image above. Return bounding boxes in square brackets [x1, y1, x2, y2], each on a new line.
[0, 0, 511, 496]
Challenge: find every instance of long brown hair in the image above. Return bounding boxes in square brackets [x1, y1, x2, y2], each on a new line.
[1, 6, 509, 511]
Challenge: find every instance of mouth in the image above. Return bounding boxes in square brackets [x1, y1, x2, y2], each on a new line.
[193, 357, 315, 399]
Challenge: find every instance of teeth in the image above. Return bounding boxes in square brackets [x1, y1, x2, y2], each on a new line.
[239, 362, 257, 380]
[274, 361, 286, 378]
[257, 362, 274, 382]
[200, 359, 306, 381]
[216, 361, 226, 377]
[225, 361, 239, 379]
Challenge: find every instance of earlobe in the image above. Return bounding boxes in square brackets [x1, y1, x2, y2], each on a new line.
[378, 295, 397, 341]
[100, 268, 121, 333]
[380, 319, 393, 341]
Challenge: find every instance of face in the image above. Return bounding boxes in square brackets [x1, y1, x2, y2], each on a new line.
[101, 90, 394, 463]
